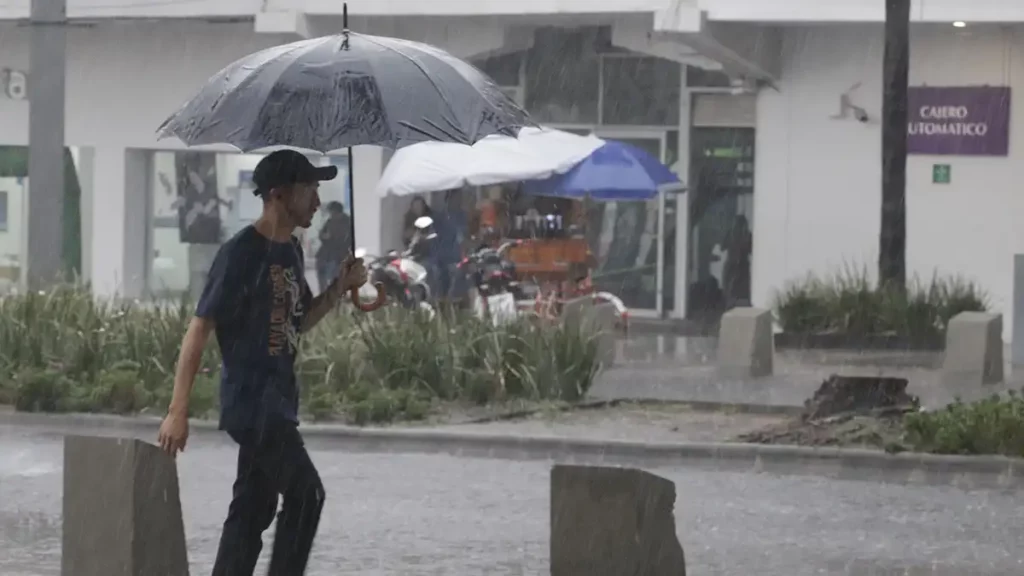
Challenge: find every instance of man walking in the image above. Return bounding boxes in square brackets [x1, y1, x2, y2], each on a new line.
[157, 150, 367, 576]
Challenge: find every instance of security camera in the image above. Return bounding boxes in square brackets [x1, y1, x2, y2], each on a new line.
[853, 107, 870, 123]
[1, 69, 28, 100]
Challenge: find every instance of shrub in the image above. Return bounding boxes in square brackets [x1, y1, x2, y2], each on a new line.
[773, 265, 988, 340]
[0, 283, 602, 423]
[903, 391, 1024, 457]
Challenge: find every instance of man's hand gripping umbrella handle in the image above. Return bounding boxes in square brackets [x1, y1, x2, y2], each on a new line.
[342, 253, 386, 311]
[351, 283, 386, 311]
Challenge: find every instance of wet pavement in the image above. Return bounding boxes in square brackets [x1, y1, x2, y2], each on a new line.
[595, 335, 1021, 410]
[2, 425, 1023, 576]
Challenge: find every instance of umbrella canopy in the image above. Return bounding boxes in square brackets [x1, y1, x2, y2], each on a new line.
[156, 32, 531, 152]
[375, 127, 605, 197]
[522, 140, 682, 201]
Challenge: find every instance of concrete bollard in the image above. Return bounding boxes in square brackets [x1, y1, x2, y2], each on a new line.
[550, 464, 686, 576]
[62, 436, 189, 576]
[717, 306, 774, 378]
[561, 297, 617, 369]
[588, 302, 619, 369]
[561, 296, 595, 327]
[1013, 254, 1024, 365]
[942, 311, 1004, 385]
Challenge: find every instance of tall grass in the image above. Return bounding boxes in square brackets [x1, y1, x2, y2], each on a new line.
[0, 284, 602, 423]
[903, 391, 1024, 457]
[773, 265, 988, 340]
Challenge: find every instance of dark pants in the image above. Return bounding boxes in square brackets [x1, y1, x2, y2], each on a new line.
[211, 419, 325, 576]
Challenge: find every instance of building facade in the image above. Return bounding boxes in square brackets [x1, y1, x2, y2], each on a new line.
[1, 1, 1022, 336]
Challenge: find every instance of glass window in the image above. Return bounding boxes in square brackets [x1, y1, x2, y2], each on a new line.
[686, 66, 734, 88]
[525, 28, 600, 124]
[147, 150, 349, 300]
[1, 148, 30, 290]
[0, 183, 19, 293]
[0, 145, 84, 292]
[473, 52, 522, 87]
[601, 57, 681, 126]
[582, 136, 673, 311]
[687, 127, 755, 317]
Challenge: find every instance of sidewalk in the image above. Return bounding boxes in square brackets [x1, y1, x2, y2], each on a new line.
[592, 335, 1019, 410]
[2, 406, 1021, 491]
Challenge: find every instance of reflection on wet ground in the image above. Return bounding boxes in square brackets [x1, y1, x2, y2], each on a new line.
[599, 335, 1019, 410]
[615, 334, 942, 366]
[2, 426, 1023, 576]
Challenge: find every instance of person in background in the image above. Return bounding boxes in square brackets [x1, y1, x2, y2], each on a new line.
[402, 195, 432, 247]
[434, 190, 469, 302]
[723, 214, 753, 308]
[315, 201, 351, 294]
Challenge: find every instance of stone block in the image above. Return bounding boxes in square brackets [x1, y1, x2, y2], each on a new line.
[551, 465, 686, 576]
[62, 436, 189, 576]
[1012, 254, 1024, 365]
[586, 302, 619, 369]
[560, 296, 594, 327]
[717, 306, 774, 378]
[942, 312, 1004, 385]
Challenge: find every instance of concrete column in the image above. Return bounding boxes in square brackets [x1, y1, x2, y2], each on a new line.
[350, 145, 384, 257]
[26, 0, 66, 290]
[1013, 254, 1024, 364]
[673, 74, 692, 319]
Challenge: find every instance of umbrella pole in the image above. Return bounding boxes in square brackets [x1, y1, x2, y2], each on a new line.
[344, 2, 354, 255]
[347, 146, 355, 254]
[342, 2, 385, 311]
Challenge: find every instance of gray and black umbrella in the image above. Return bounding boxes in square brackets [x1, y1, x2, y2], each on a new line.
[156, 30, 530, 151]
[157, 5, 532, 311]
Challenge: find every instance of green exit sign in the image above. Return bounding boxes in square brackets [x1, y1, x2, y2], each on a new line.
[932, 164, 951, 184]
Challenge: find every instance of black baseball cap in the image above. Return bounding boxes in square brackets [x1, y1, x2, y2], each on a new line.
[252, 149, 338, 197]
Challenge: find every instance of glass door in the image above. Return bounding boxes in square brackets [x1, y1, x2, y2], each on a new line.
[588, 131, 674, 315]
[687, 127, 755, 322]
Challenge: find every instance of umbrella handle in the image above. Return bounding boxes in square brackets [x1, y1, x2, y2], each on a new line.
[351, 283, 387, 311]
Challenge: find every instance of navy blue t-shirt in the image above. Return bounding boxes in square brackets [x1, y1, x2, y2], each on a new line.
[196, 226, 313, 431]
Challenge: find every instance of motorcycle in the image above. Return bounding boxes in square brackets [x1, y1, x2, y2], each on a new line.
[353, 216, 436, 316]
[459, 239, 538, 318]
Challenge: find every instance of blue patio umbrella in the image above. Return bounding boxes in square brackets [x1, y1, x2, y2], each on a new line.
[522, 140, 681, 201]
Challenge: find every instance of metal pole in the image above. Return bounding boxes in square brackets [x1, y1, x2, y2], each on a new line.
[343, 2, 357, 255]
[26, 0, 67, 290]
[656, 187, 666, 317]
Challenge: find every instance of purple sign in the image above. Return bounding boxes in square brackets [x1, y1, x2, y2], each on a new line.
[907, 86, 1011, 156]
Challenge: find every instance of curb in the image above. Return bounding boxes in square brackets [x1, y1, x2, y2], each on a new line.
[2, 410, 1021, 490]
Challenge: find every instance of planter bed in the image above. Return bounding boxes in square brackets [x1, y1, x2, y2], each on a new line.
[773, 331, 945, 351]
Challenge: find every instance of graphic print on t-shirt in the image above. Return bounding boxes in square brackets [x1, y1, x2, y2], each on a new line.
[268, 263, 305, 356]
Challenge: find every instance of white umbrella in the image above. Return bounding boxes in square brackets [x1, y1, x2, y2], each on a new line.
[375, 126, 604, 197]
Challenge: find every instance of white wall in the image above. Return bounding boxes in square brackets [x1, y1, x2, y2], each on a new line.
[0, 0, 670, 20]
[0, 20, 385, 296]
[704, 0, 1024, 23]
[754, 24, 1024, 339]
[0, 16, 545, 296]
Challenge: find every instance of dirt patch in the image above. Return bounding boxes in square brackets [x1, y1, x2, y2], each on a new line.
[734, 374, 919, 451]
[735, 408, 913, 451]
